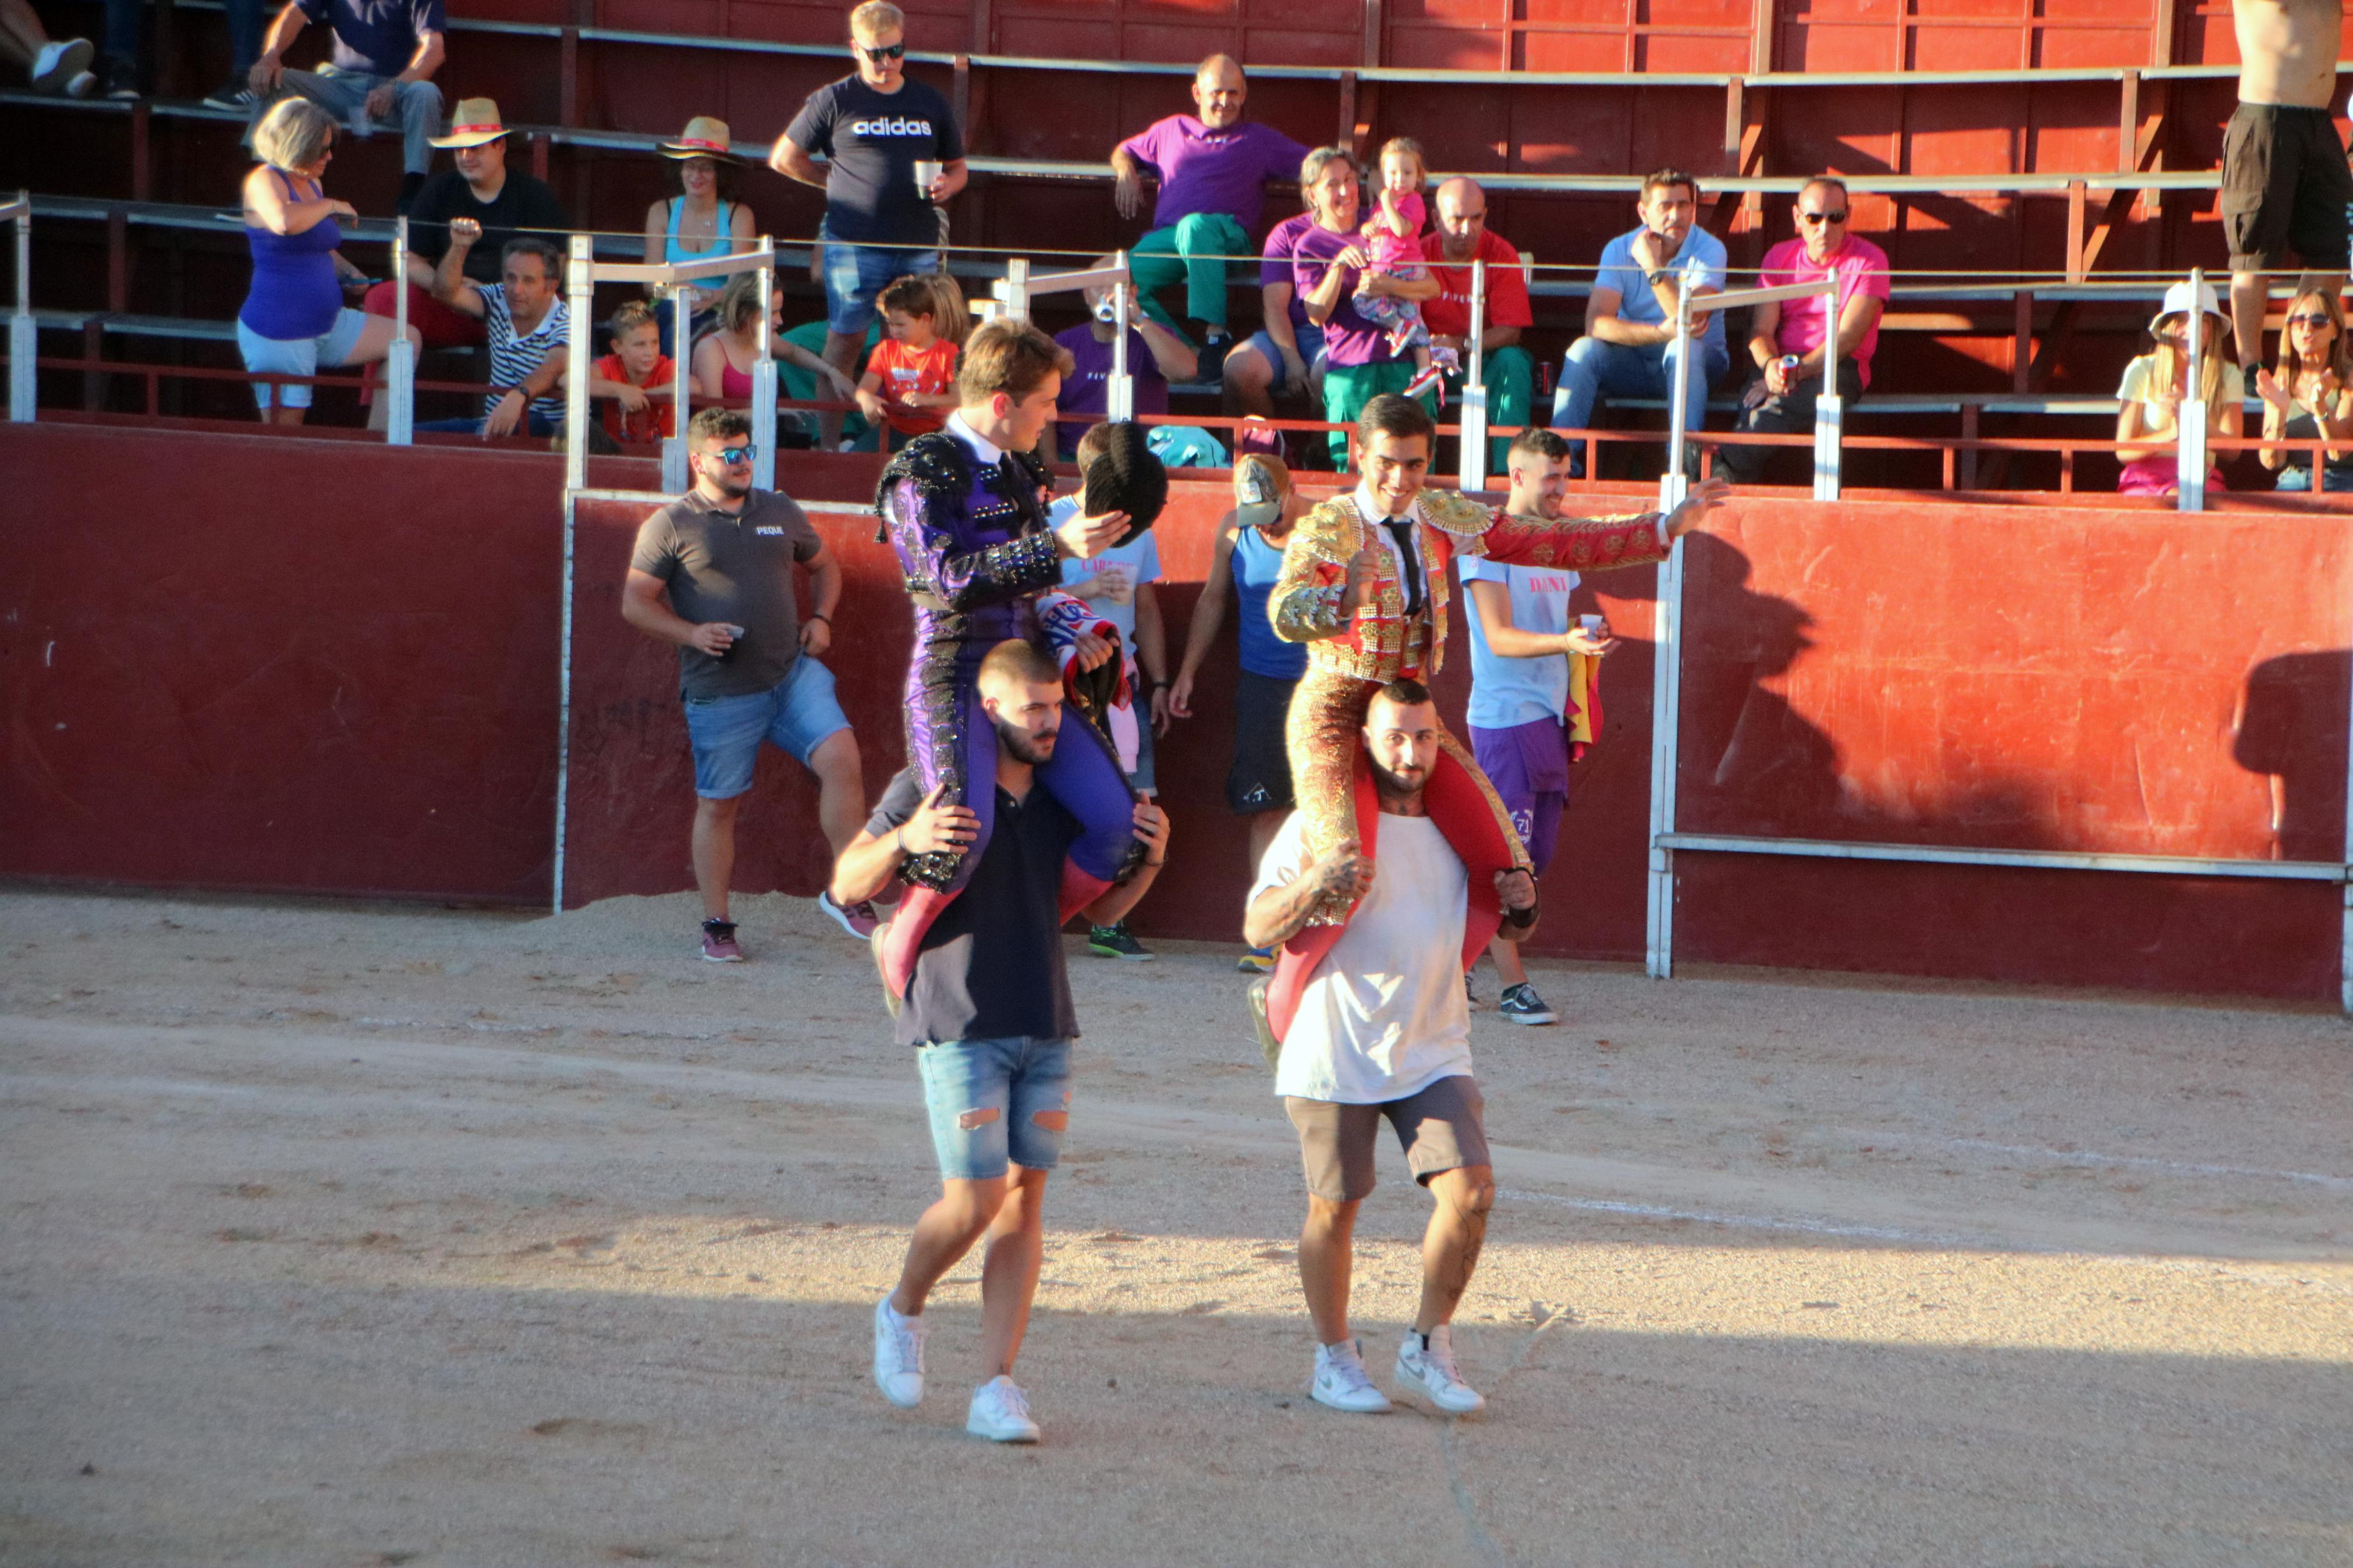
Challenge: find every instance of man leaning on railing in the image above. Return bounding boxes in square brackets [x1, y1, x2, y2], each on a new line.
[1717, 176, 1887, 486]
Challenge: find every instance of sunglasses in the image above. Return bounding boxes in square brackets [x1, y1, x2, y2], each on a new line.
[860, 42, 905, 61]
[1800, 209, 1849, 226]
[2288, 312, 2334, 327]
[709, 444, 757, 467]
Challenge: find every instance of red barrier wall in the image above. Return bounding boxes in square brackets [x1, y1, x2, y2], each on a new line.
[5, 421, 2347, 1001]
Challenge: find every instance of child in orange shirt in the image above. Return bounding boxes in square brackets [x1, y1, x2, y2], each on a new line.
[588, 299, 676, 445]
[854, 275, 960, 449]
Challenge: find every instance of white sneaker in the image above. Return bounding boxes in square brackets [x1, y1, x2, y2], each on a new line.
[872, 1296, 925, 1409]
[1395, 1325, 1486, 1414]
[966, 1375, 1041, 1442]
[1308, 1338, 1393, 1413]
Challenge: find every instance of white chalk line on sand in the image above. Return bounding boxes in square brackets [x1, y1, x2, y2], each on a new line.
[1500, 1188, 1976, 1247]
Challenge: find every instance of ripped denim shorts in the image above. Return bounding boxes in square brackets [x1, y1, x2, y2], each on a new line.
[913, 1036, 1073, 1181]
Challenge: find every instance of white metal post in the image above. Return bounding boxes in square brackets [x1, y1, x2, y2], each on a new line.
[752, 243, 776, 489]
[1812, 272, 1841, 500]
[1666, 270, 1696, 486]
[8, 191, 34, 423]
[995, 257, 1031, 322]
[564, 235, 592, 492]
[1457, 257, 1489, 492]
[1645, 515, 1687, 979]
[2178, 267, 2208, 513]
[553, 495, 576, 915]
[662, 286, 691, 492]
[386, 215, 413, 445]
[1108, 248, 1134, 422]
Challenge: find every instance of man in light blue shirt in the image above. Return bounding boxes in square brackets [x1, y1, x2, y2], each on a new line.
[1552, 168, 1728, 478]
[1459, 428, 1616, 1025]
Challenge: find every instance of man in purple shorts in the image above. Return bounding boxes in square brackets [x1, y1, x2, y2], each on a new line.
[1459, 427, 1617, 1025]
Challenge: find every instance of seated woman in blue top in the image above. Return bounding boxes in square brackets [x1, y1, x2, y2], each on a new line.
[641, 115, 758, 358]
[237, 98, 417, 424]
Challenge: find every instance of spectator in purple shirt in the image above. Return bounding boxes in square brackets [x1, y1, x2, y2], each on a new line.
[1052, 258, 1199, 457]
[1291, 145, 1439, 467]
[1111, 54, 1308, 374]
[1223, 190, 1324, 421]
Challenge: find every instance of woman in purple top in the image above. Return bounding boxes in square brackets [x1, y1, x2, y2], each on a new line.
[237, 98, 416, 424]
[1288, 145, 1440, 465]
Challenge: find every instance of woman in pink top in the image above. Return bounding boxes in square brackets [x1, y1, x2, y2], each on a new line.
[693, 271, 858, 445]
[1353, 137, 1451, 401]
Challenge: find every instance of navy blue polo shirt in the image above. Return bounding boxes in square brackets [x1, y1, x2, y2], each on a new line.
[868, 769, 1082, 1047]
[298, 0, 443, 77]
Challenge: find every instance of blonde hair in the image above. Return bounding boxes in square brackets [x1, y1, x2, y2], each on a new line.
[849, 1, 903, 37]
[714, 269, 770, 337]
[2152, 311, 2238, 408]
[924, 272, 970, 346]
[608, 298, 659, 340]
[956, 318, 1072, 404]
[1378, 137, 1427, 190]
[254, 98, 337, 175]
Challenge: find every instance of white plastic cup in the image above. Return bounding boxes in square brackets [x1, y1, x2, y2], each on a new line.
[1579, 614, 1605, 636]
[913, 159, 943, 195]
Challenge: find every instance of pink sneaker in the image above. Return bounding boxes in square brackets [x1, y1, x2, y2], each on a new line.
[700, 919, 744, 963]
[818, 888, 881, 939]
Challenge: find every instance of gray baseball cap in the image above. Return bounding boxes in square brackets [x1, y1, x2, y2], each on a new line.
[1234, 454, 1286, 530]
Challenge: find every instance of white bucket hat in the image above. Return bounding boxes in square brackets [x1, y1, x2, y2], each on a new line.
[2148, 278, 2228, 336]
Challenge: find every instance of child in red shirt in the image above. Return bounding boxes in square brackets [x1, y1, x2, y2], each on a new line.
[854, 275, 960, 447]
[589, 300, 676, 445]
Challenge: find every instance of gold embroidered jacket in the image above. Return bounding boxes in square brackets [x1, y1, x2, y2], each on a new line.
[1269, 488, 1673, 682]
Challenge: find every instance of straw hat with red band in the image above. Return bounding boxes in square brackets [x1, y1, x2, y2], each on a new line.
[658, 116, 742, 162]
[429, 98, 511, 150]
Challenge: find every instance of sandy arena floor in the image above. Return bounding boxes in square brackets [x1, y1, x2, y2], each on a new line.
[1, 886, 2348, 1566]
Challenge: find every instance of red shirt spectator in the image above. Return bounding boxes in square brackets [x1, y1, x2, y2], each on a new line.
[1419, 227, 1531, 343]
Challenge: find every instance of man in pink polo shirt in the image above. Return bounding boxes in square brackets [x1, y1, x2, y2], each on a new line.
[1717, 175, 1889, 485]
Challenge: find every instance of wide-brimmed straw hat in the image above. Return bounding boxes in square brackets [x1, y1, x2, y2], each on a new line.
[430, 98, 510, 149]
[659, 116, 741, 162]
[2148, 279, 2228, 336]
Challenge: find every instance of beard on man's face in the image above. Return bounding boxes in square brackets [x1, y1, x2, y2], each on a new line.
[993, 714, 1058, 766]
[1368, 752, 1426, 800]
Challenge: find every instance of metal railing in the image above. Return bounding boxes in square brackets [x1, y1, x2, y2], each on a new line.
[5, 190, 30, 424]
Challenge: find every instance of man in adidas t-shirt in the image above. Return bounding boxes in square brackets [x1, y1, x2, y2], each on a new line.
[772, 1, 967, 442]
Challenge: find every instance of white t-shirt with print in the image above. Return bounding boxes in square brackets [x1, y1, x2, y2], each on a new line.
[1049, 494, 1161, 650]
[1251, 809, 1472, 1104]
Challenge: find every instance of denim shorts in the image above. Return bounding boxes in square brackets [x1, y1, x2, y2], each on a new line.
[915, 1035, 1073, 1181]
[1243, 321, 1327, 392]
[819, 234, 938, 335]
[682, 656, 850, 799]
[237, 307, 371, 411]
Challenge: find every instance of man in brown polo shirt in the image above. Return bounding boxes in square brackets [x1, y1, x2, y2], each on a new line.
[623, 406, 871, 962]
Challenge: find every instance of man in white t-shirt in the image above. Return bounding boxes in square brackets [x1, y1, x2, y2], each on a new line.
[1460, 427, 1617, 1026]
[1244, 678, 1538, 1417]
[1049, 420, 1172, 961]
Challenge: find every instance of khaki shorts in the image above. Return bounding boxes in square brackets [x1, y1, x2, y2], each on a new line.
[1284, 1074, 1489, 1203]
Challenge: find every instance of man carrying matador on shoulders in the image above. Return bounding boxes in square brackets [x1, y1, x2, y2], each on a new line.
[1265, 393, 1729, 952]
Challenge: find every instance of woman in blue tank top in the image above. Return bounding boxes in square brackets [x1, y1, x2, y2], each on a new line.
[237, 98, 416, 424]
[1168, 451, 1313, 970]
[643, 116, 758, 357]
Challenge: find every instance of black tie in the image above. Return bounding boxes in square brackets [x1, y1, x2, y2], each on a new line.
[1383, 518, 1425, 618]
